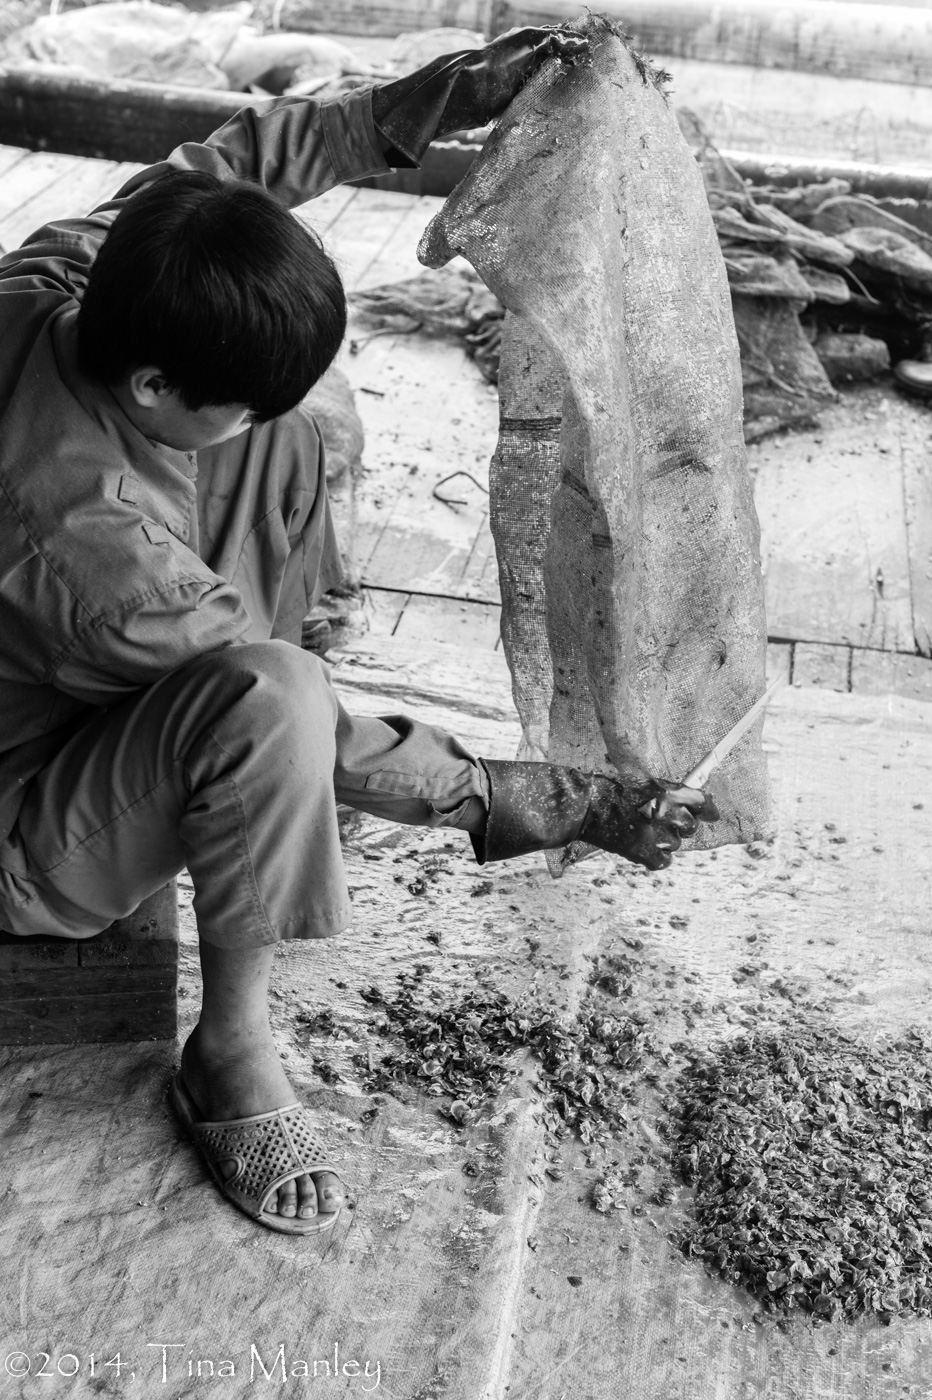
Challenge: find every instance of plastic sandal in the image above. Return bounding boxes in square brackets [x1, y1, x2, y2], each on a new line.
[169, 1070, 343, 1235]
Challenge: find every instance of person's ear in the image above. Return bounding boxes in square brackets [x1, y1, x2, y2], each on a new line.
[126, 367, 171, 409]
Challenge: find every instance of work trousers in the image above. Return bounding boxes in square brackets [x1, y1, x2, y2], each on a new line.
[0, 407, 486, 947]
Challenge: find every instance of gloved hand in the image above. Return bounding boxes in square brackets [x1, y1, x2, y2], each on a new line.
[371, 26, 589, 166]
[581, 775, 718, 870]
[473, 760, 719, 871]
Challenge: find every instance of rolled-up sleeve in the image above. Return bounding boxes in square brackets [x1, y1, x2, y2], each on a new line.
[332, 705, 489, 830]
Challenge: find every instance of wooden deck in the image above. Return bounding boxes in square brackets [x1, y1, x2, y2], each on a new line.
[3, 143, 932, 702]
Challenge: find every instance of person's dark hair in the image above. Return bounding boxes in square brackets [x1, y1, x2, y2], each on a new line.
[77, 169, 346, 421]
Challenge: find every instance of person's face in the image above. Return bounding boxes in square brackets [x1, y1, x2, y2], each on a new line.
[114, 368, 257, 450]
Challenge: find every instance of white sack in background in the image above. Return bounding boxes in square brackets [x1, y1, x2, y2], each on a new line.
[0, 2, 250, 89]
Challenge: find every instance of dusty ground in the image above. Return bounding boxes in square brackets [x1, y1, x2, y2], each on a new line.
[4, 660, 930, 1400]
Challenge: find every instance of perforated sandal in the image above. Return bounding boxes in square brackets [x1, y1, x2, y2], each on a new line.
[169, 1070, 343, 1235]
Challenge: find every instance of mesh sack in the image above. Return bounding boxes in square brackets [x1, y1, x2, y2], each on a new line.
[419, 14, 772, 869]
[677, 107, 838, 439]
[734, 294, 836, 442]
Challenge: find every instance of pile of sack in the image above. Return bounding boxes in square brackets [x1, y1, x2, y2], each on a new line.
[356, 108, 932, 440]
[678, 110, 932, 436]
[0, 3, 485, 97]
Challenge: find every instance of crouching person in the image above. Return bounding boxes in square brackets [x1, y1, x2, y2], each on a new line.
[0, 31, 716, 1235]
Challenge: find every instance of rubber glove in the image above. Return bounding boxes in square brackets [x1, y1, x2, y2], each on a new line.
[371, 26, 589, 166]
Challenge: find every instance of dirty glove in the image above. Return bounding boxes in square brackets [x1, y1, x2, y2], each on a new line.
[371, 27, 589, 166]
[472, 760, 719, 871]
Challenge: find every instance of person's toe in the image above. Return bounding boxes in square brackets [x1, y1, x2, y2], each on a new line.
[262, 1173, 342, 1223]
[276, 1179, 298, 1218]
[312, 1171, 343, 1216]
[297, 1173, 318, 1220]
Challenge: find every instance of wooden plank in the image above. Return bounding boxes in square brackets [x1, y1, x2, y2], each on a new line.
[392, 592, 502, 649]
[352, 193, 445, 290]
[793, 641, 851, 691]
[326, 187, 427, 292]
[751, 397, 914, 652]
[0, 151, 87, 225]
[0, 931, 176, 969]
[0, 886, 178, 1043]
[340, 329, 501, 601]
[497, 0, 932, 86]
[358, 473, 499, 601]
[294, 184, 360, 238]
[0, 936, 79, 972]
[4, 966, 175, 1000]
[767, 640, 793, 683]
[0, 985, 176, 1044]
[0, 155, 138, 249]
[0, 145, 31, 181]
[899, 405, 932, 658]
[78, 938, 178, 968]
[851, 647, 932, 700]
[360, 586, 411, 638]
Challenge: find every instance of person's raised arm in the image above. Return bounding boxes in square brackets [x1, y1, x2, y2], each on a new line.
[0, 87, 388, 299]
[119, 87, 391, 212]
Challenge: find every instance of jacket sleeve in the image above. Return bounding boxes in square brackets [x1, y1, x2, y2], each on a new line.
[152, 87, 391, 207]
[0, 88, 390, 298]
[49, 572, 251, 708]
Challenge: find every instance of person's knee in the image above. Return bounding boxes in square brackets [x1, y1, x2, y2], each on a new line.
[187, 641, 335, 736]
[177, 642, 337, 786]
[206, 640, 331, 703]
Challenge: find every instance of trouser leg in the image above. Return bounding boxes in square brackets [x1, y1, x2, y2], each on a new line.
[2, 644, 344, 946]
[0, 398, 490, 944]
[0, 642, 487, 948]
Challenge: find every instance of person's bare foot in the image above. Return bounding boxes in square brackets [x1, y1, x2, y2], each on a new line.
[180, 1023, 344, 1223]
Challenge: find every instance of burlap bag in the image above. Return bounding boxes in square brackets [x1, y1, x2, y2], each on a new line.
[419, 14, 771, 867]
